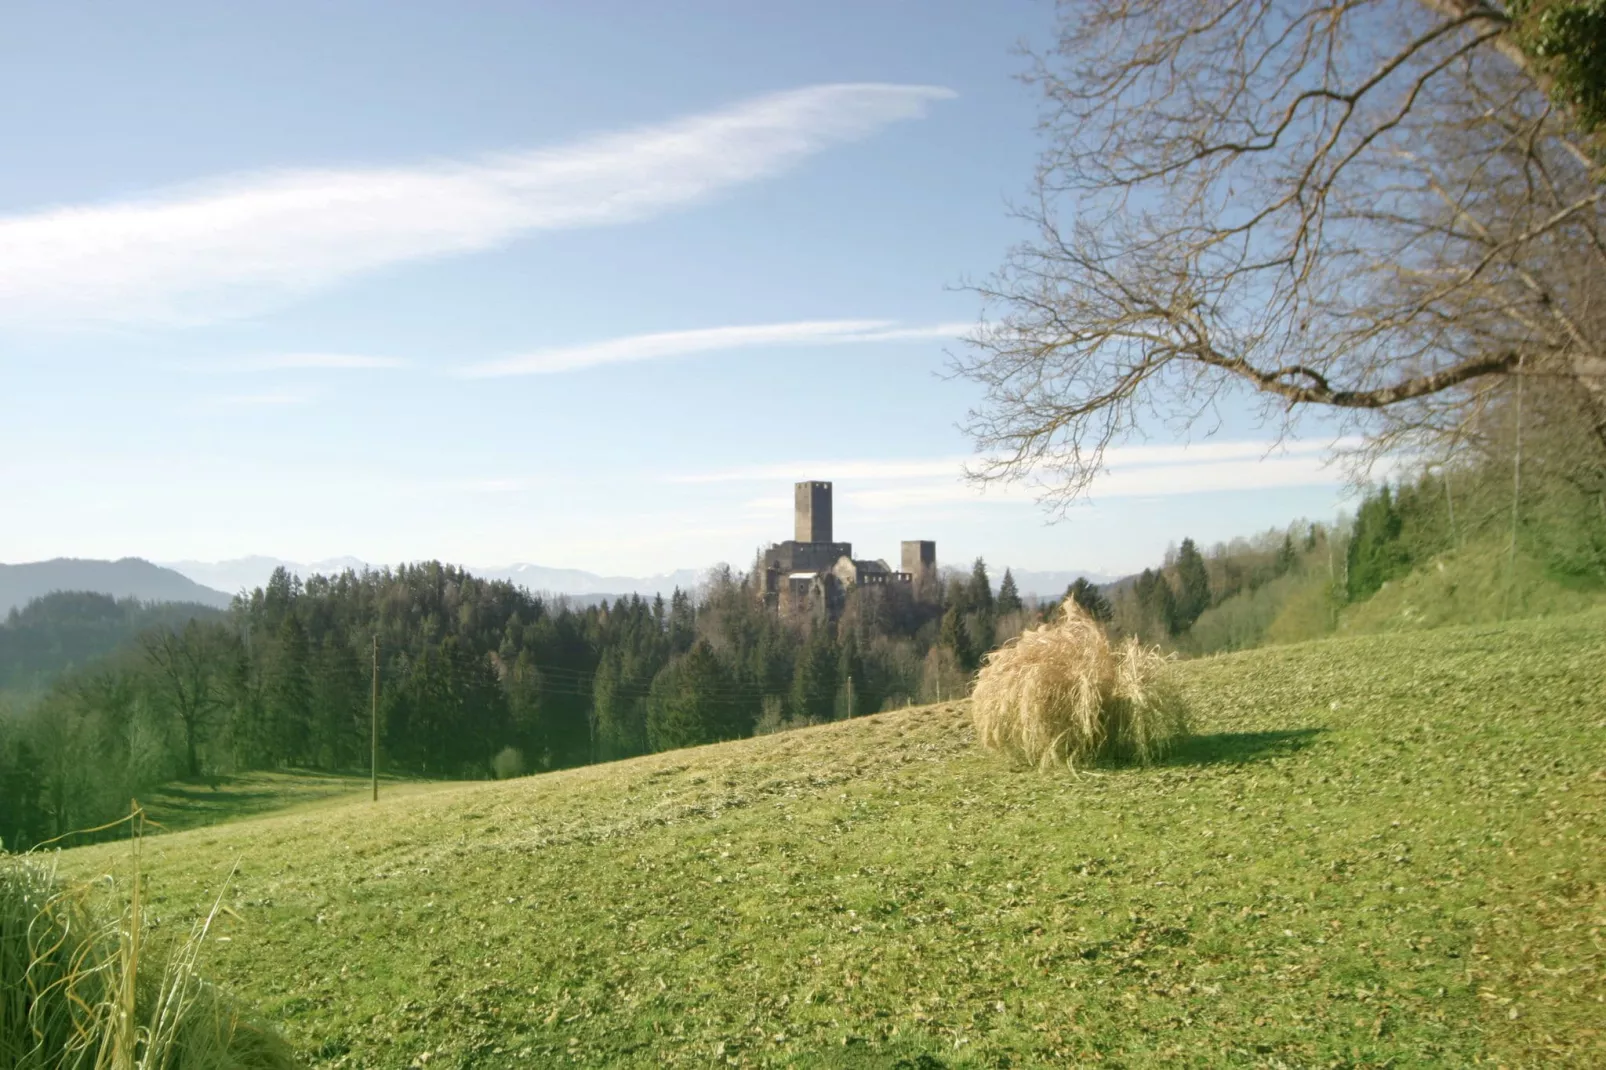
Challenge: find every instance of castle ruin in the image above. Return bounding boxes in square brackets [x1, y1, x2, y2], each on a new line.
[758, 481, 936, 614]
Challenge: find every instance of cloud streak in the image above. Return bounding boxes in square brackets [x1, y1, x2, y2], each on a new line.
[677, 438, 1361, 487]
[460, 319, 971, 377]
[720, 439, 1362, 513]
[0, 83, 954, 329]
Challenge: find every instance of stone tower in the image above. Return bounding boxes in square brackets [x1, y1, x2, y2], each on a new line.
[901, 540, 937, 598]
[901, 540, 936, 577]
[795, 481, 833, 543]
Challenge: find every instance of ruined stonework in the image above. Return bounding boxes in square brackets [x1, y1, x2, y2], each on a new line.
[901, 540, 939, 602]
[758, 481, 936, 616]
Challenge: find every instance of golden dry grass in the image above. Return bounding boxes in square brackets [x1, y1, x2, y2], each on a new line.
[1, 817, 296, 1070]
[971, 600, 1188, 769]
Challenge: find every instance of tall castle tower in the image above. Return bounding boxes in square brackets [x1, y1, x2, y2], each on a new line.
[795, 481, 833, 543]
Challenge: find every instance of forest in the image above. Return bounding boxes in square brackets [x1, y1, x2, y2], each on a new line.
[0, 557, 1033, 849]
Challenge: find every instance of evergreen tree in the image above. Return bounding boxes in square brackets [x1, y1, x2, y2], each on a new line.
[789, 626, 838, 722]
[505, 651, 548, 768]
[967, 558, 994, 613]
[940, 602, 973, 672]
[647, 640, 739, 750]
[1174, 538, 1211, 631]
[667, 589, 696, 654]
[592, 650, 649, 761]
[1276, 533, 1298, 575]
[266, 615, 314, 766]
[1347, 485, 1410, 601]
[835, 630, 863, 719]
[1065, 577, 1113, 622]
[996, 569, 1023, 615]
[310, 634, 363, 769]
[1135, 569, 1179, 636]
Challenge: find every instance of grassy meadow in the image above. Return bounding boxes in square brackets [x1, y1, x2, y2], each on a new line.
[136, 771, 427, 837]
[53, 610, 1605, 1068]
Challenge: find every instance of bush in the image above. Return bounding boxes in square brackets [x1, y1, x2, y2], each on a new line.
[490, 746, 526, 780]
[971, 600, 1189, 770]
[0, 854, 295, 1069]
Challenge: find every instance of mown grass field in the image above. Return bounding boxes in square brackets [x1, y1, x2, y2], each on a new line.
[137, 770, 423, 836]
[56, 611, 1605, 1068]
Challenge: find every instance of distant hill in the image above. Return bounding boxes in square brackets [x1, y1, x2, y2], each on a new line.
[162, 557, 709, 601]
[0, 558, 233, 616]
[165, 556, 1105, 604]
[1, 590, 225, 693]
[1003, 568, 1116, 599]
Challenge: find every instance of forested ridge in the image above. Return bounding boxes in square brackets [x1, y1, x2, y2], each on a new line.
[0, 558, 1032, 849]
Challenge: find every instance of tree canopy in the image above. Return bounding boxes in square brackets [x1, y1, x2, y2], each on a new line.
[958, 0, 1606, 508]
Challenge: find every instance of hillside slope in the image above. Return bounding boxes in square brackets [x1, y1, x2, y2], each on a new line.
[0, 557, 232, 614]
[1339, 538, 1604, 635]
[59, 612, 1606, 1068]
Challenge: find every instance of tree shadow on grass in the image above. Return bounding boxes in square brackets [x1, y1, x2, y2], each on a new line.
[1159, 727, 1325, 768]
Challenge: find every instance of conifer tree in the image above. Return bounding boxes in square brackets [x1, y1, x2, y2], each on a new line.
[996, 569, 1023, 615]
[967, 558, 994, 613]
[1347, 485, 1410, 601]
[1135, 569, 1180, 637]
[647, 640, 738, 750]
[1065, 577, 1112, 622]
[940, 602, 972, 672]
[1174, 538, 1211, 631]
[1276, 534, 1298, 576]
[789, 626, 838, 722]
[266, 614, 314, 765]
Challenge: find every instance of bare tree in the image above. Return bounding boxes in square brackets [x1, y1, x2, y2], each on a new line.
[957, 0, 1606, 508]
[140, 620, 231, 778]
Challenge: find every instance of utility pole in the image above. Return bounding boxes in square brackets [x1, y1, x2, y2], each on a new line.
[846, 675, 855, 719]
[371, 634, 379, 803]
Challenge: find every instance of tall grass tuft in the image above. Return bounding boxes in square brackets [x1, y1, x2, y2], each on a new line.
[971, 600, 1189, 770]
[0, 811, 297, 1069]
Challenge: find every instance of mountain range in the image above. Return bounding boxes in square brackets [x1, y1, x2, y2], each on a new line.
[165, 558, 1111, 602]
[158, 557, 710, 602]
[1, 557, 1115, 617]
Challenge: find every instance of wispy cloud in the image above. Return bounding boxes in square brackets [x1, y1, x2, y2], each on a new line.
[673, 457, 967, 484]
[460, 319, 971, 377]
[0, 83, 954, 329]
[675, 439, 1358, 486]
[215, 353, 410, 372]
[719, 439, 1361, 513]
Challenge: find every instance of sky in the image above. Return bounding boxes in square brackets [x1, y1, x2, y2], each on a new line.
[0, 1, 1361, 580]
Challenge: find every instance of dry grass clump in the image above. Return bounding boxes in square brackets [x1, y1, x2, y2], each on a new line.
[0, 839, 296, 1069]
[971, 599, 1189, 770]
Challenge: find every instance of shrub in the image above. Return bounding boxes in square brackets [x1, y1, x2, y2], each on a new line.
[491, 746, 526, 780]
[971, 600, 1189, 770]
[0, 853, 295, 1069]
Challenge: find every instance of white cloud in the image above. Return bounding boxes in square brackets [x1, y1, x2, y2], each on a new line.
[0, 83, 954, 329]
[676, 438, 1360, 487]
[461, 319, 972, 377]
[722, 439, 1360, 513]
[217, 353, 410, 372]
[674, 457, 968, 484]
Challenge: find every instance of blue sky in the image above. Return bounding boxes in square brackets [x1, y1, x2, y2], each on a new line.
[0, 1, 1358, 579]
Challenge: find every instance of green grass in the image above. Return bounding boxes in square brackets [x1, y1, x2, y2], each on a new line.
[137, 771, 423, 838]
[55, 611, 1606, 1068]
[1340, 539, 1604, 635]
